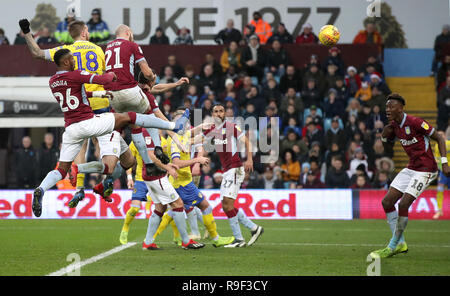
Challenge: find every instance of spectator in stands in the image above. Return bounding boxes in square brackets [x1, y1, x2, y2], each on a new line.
[366, 104, 385, 130]
[334, 77, 349, 101]
[281, 129, 308, 157]
[201, 53, 223, 78]
[295, 23, 318, 44]
[161, 55, 185, 79]
[36, 27, 58, 45]
[305, 121, 324, 147]
[150, 27, 170, 44]
[198, 64, 221, 95]
[159, 65, 178, 84]
[243, 85, 265, 116]
[372, 170, 390, 189]
[352, 21, 383, 45]
[262, 167, 277, 189]
[241, 24, 256, 45]
[345, 66, 362, 97]
[212, 170, 223, 189]
[262, 78, 282, 103]
[367, 138, 386, 170]
[308, 105, 323, 127]
[87, 8, 110, 44]
[325, 141, 346, 170]
[296, 162, 310, 187]
[431, 24, 450, 75]
[15, 136, 38, 189]
[241, 34, 266, 83]
[283, 117, 302, 137]
[214, 19, 242, 45]
[220, 41, 241, 73]
[301, 79, 322, 108]
[323, 88, 346, 120]
[267, 22, 293, 44]
[325, 156, 350, 188]
[199, 163, 213, 189]
[55, 10, 76, 44]
[366, 86, 386, 112]
[324, 64, 340, 91]
[360, 62, 382, 82]
[280, 87, 304, 116]
[437, 76, 450, 131]
[249, 11, 273, 45]
[322, 47, 345, 76]
[281, 149, 301, 185]
[346, 98, 362, 121]
[279, 64, 301, 93]
[266, 40, 291, 78]
[350, 174, 372, 189]
[325, 117, 346, 152]
[37, 133, 59, 182]
[437, 55, 450, 90]
[0, 28, 10, 45]
[355, 81, 372, 102]
[369, 73, 391, 96]
[347, 147, 369, 178]
[13, 30, 27, 45]
[303, 63, 326, 94]
[303, 170, 326, 189]
[173, 27, 193, 45]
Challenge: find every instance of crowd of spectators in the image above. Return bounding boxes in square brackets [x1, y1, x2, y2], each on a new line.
[4, 10, 450, 191]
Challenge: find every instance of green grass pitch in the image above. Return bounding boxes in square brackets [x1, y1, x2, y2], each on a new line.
[0, 219, 449, 276]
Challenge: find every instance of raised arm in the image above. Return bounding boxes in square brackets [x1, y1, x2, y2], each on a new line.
[150, 77, 189, 94]
[19, 19, 46, 60]
[430, 131, 450, 176]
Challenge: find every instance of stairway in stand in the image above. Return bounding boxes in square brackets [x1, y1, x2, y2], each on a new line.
[384, 77, 437, 173]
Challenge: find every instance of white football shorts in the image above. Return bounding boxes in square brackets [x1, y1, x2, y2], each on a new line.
[145, 176, 180, 205]
[220, 166, 245, 200]
[109, 85, 150, 114]
[59, 113, 115, 162]
[390, 168, 438, 198]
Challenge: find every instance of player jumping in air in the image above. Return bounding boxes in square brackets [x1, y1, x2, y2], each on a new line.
[141, 127, 205, 250]
[433, 131, 450, 219]
[148, 108, 235, 248]
[19, 19, 111, 205]
[103, 24, 176, 176]
[369, 93, 450, 259]
[32, 49, 189, 217]
[193, 104, 264, 247]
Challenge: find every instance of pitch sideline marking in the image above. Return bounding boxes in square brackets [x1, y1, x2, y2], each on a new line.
[47, 242, 137, 276]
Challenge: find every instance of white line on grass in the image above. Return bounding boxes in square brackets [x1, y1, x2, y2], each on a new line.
[47, 242, 137, 276]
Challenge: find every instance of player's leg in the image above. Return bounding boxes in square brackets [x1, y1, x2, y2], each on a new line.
[434, 172, 446, 219]
[33, 128, 84, 217]
[120, 181, 148, 244]
[113, 110, 190, 134]
[186, 207, 201, 240]
[143, 201, 166, 250]
[152, 210, 182, 245]
[70, 139, 88, 202]
[197, 199, 235, 247]
[222, 168, 263, 247]
[386, 193, 415, 252]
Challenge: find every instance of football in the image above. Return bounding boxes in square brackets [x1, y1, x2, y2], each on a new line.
[318, 25, 340, 46]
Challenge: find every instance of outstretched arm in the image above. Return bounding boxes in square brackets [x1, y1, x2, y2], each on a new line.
[150, 77, 189, 94]
[19, 19, 46, 60]
[431, 132, 450, 176]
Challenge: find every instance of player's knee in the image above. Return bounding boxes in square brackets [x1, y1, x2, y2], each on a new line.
[381, 197, 394, 210]
[171, 198, 184, 209]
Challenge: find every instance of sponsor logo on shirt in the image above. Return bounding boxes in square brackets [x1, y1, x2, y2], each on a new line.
[400, 137, 418, 146]
[214, 138, 227, 145]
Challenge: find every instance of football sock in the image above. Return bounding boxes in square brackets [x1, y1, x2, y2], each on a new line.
[194, 206, 204, 225]
[39, 169, 63, 192]
[111, 163, 123, 181]
[388, 210, 408, 250]
[122, 205, 140, 232]
[131, 130, 152, 164]
[153, 212, 173, 239]
[145, 198, 152, 214]
[146, 127, 161, 147]
[76, 173, 85, 190]
[171, 207, 190, 244]
[144, 210, 163, 245]
[225, 208, 244, 241]
[170, 219, 180, 239]
[437, 189, 444, 211]
[385, 208, 405, 243]
[237, 208, 257, 231]
[187, 208, 200, 236]
[202, 206, 218, 241]
[132, 113, 175, 130]
[77, 161, 106, 174]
